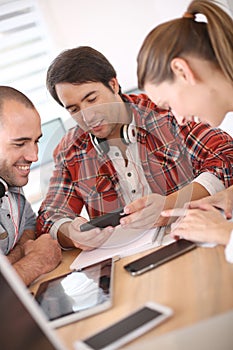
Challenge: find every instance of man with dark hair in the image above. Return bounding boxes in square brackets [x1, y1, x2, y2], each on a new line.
[0, 86, 62, 286]
[37, 46, 233, 251]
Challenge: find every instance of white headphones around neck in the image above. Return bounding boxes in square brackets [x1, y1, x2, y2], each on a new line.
[0, 178, 8, 198]
[90, 124, 137, 156]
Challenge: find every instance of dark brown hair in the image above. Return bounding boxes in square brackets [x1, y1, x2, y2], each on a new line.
[46, 46, 118, 106]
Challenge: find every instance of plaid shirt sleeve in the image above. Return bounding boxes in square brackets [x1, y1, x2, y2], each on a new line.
[36, 128, 123, 236]
[179, 121, 233, 186]
[36, 94, 233, 236]
[128, 93, 233, 195]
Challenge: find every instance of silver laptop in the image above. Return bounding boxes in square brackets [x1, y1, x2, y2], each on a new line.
[0, 251, 67, 350]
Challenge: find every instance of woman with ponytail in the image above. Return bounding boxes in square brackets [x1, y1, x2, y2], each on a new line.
[125, 0, 233, 262]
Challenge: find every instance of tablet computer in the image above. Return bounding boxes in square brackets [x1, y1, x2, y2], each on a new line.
[34, 258, 114, 328]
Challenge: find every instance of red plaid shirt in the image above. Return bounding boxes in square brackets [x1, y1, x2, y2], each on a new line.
[36, 94, 233, 235]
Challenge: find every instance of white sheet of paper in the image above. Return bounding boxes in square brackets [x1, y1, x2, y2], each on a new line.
[70, 227, 175, 270]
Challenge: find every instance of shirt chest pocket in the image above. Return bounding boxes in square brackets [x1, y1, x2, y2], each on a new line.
[148, 143, 183, 167]
[75, 175, 117, 198]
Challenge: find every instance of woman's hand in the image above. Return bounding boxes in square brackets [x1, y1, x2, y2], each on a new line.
[162, 205, 233, 245]
[188, 185, 233, 219]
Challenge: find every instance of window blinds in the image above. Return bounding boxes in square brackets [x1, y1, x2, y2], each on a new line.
[0, 0, 52, 118]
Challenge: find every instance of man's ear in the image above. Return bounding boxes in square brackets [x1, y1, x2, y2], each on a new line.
[109, 77, 120, 94]
[170, 58, 196, 85]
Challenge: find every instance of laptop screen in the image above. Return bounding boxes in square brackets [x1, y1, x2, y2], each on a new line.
[0, 253, 66, 350]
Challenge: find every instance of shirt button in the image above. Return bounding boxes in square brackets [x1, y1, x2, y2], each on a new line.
[115, 152, 120, 157]
[127, 172, 132, 177]
[131, 189, 136, 194]
[7, 214, 11, 218]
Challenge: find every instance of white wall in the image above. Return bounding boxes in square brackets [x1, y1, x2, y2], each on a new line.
[35, 0, 233, 134]
[36, 0, 191, 92]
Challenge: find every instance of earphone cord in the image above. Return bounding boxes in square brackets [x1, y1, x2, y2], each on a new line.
[8, 190, 21, 249]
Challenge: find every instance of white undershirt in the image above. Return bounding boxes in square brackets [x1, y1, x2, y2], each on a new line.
[108, 144, 152, 204]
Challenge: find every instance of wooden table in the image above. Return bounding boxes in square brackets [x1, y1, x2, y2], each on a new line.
[30, 244, 233, 349]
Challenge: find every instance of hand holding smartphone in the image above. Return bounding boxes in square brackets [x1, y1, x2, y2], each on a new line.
[80, 208, 127, 232]
[74, 301, 173, 350]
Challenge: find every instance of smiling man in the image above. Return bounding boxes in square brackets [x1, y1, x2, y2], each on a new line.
[0, 86, 62, 286]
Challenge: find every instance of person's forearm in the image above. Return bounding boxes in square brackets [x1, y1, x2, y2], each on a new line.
[157, 182, 210, 226]
[57, 222, 76, 249]
[7, 245, 24, 264]
[165, 182, 210, 210]
[227, 185, 233, 194]
[219, 227, 232, 246]
[18, 229, 36, 244]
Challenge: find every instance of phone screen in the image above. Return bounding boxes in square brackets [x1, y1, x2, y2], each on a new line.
[75, 303, 173, 350]
[85, 307, 161, 349]
[124, 239, 196, 275]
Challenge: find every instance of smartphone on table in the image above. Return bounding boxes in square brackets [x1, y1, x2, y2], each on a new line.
[124, 239, 197, 276]
[74, 301, 173, 350]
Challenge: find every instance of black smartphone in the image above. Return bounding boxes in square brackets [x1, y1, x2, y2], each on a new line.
[74, 301, 173, 350]
[80, 208, 127, 232]
[124, 239, 197, 276]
